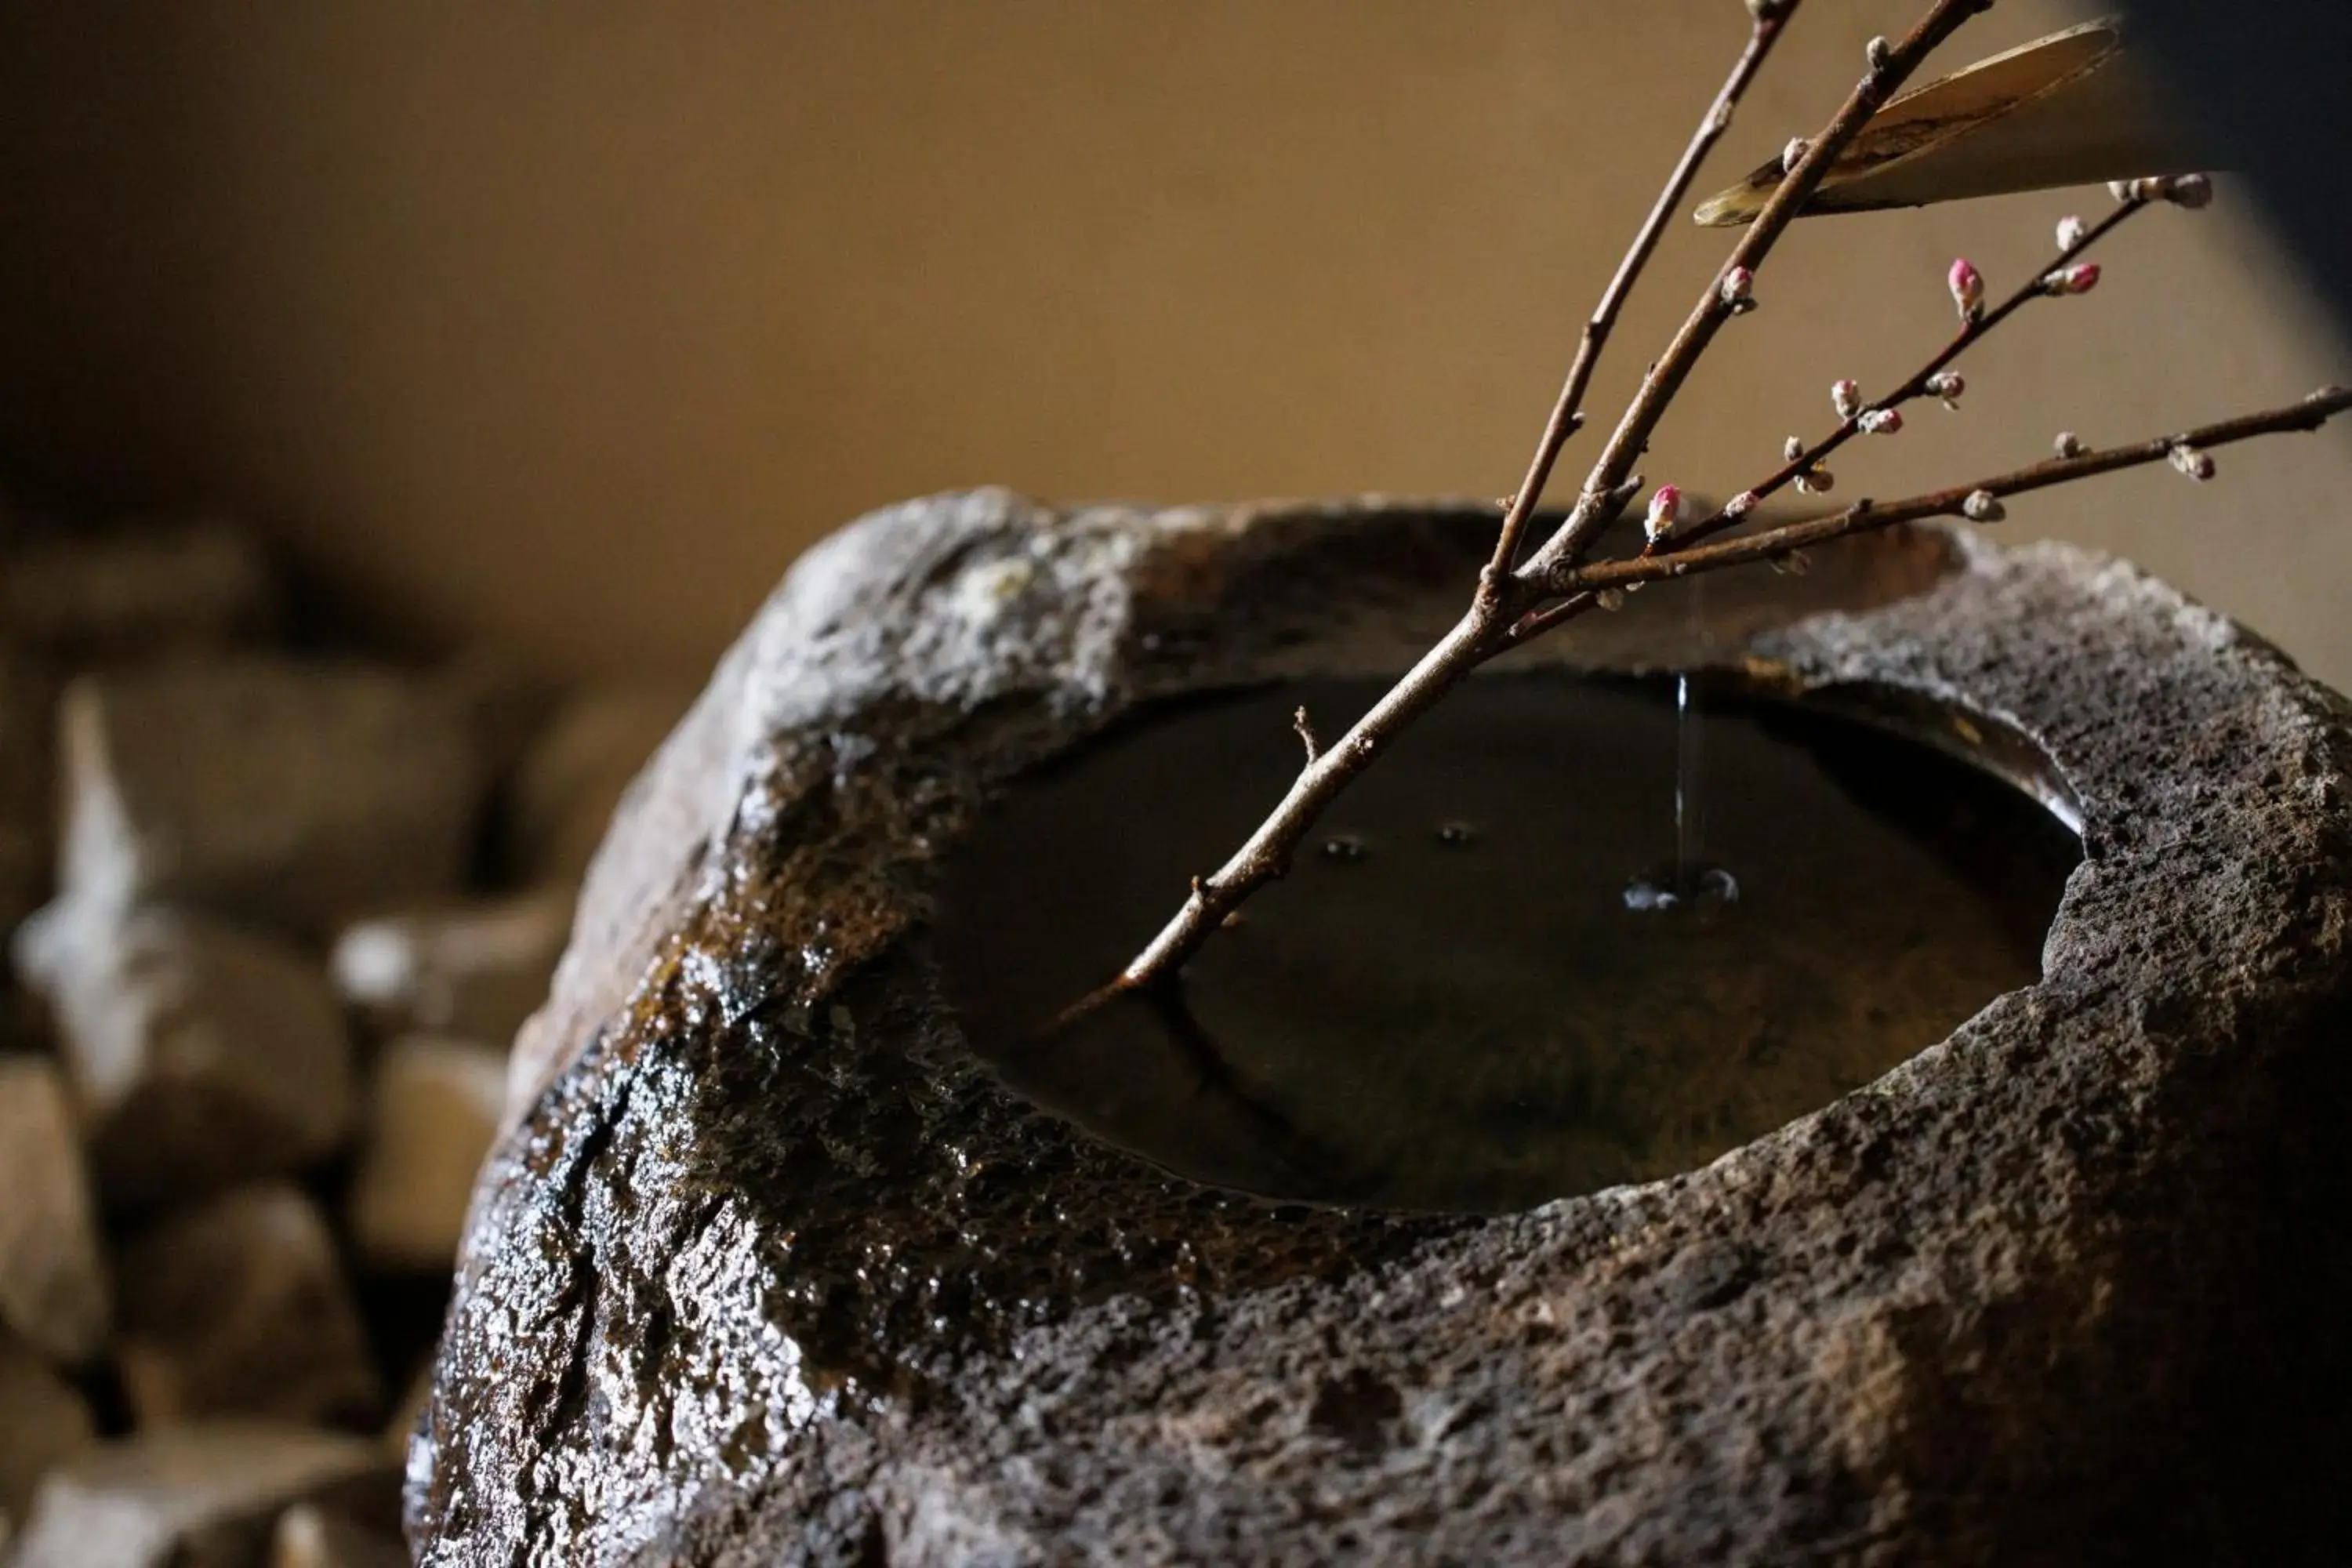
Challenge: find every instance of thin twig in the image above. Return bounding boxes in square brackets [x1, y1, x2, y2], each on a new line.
[1525, 0, 1994, 579]
[1541, 387, 2352, 594]
[1481, 3, 1797, 596]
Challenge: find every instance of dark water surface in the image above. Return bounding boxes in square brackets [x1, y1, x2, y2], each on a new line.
[935, 674, 2079, 1214]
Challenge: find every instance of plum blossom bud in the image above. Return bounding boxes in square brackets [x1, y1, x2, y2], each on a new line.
[2056, 215, 2087, 250]
[1949, 257, 1984, 321]
[2169, 442, 2215, 481]
[1860, 407, 1904, 435]
[1720, 266, 1755, 310]
[1831, 379, 1862, 419]
[1782, 137, 1809, 175]
[1794, 466, 1835, 495]
[1724, 490, 1760, 521]
[1962, 489, 2006, 523]
[2108, 180, 2136, 203]
[1866, 36, 1893, 71]
[1926, 370, 1965, 409]
[1644, 484, 1685, 543]
[2054, 431, 2086, 459]
[2161, 172, 2213, 209]
[1783, 434, 1806, 462]
[2044, 263, 2101, 296]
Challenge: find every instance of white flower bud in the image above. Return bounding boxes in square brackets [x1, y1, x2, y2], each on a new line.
[1859, 408, 1904, 435]
[1926, 370, 1965, 410]
[1962, 489, 2006, 523]
[1866, 36, 1892, 71]
[1724, 490, 1760, 521]
[2109, 180, 2136, 203]
[2161, 172, 2213, 209]
[1784, 435, 1805, 462]
[2168, 443, 2215, 481]
[1782, 137, 1809, 176]
[2054, 431, 2086, 459]
[1831, 379, 1861, 419]
[2056, 214, 2088, 250]
[1793, 466, 1835, 495]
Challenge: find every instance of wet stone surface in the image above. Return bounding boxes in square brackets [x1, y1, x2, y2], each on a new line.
[416, 492, 2352, 1566]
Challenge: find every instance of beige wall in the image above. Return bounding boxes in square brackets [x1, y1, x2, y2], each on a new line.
[2, 2, 2347, 688]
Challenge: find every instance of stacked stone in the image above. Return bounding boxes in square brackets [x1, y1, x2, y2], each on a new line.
[0, 504, 685, 1566]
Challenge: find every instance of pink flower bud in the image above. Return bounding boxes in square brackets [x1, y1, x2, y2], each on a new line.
[1720, 266, 1755, 309]
[1949, 258, 1984, 321]
[1926, 370, 1965, 409]
[1644, 484, 1685, 543]
[1860, 408, 1903, 435]
[1831, 379, 1862, 419]
[2169, 443, 2215, 481]
[1724, 490, 1760, 520]
[2045, 263, 2101, 296]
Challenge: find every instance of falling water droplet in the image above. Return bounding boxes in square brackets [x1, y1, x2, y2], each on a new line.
[1436, 820, 1479, 847]
[1319, 833, 1370, 863]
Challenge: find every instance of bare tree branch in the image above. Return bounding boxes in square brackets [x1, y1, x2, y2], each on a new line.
[1481, 2, 1797, 595]
[1090, 0, 2326, 1012]
[1543, 387, 2352, 596]
[1666, 192, 2154, 557]
[1524, 0, 1996, 579]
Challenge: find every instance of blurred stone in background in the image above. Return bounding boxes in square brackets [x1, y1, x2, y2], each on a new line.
[0, 496, 684, 1563]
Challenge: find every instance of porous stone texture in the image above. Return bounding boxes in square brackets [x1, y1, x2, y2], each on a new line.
[0, 1054, 112, 1364]
[57, 659, 480, 935]
[14, 1423, 394, 1568]
[17, 907, 357, 1211]
[329, 891, 570, 1047]
[415, 492, 2352, 1565]
[117, 1184, 380, 1428]
[0, 1328, 94, 1533]
[345, 1037, 507, 1272]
